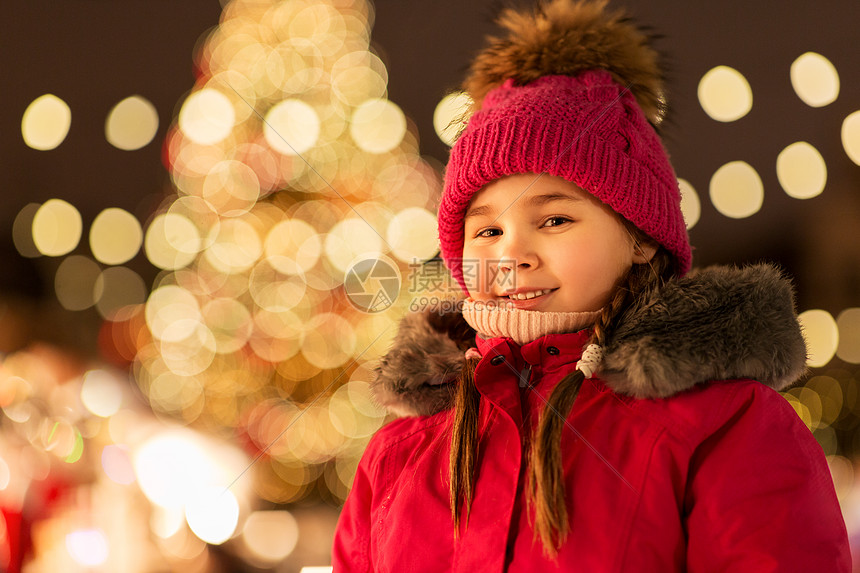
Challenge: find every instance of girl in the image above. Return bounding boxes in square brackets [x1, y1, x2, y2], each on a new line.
[332, 0, 850, 570]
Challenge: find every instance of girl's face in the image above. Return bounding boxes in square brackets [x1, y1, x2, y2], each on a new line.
[462, 173, 653, 313]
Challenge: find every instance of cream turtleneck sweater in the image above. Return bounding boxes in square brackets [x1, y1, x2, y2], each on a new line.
[460, 298, 601, 346]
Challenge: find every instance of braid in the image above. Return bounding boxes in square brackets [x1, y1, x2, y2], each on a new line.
[527, 247, 674, 557]
[448, 243, 675, 554]
[450, 356, 482, 535]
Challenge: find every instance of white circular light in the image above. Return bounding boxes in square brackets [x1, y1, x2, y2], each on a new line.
[790, 52, 839, 108]
[386, 207, 438, 263]
[709, 161, 763, 219]
[776, 141, 826, 199]
[179, 89, 235, 145]
[185, 486, 240, 545]
[697, 66, 753, 122]
[264, 99, 320, 155]
[81, 369, 123, 417]
[350, 98, 407, 154]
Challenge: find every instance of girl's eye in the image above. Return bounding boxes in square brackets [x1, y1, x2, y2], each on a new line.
[475, 227, 500, 238]
[543, 216, 571, 227]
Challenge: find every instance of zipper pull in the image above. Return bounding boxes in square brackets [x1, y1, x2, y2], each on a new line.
[518, 363, 533, 388]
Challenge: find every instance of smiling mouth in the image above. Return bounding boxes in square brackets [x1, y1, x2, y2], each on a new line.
[502, 288, 557, 301]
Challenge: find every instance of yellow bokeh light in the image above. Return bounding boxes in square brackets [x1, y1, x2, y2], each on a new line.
[145, 284, 202, 342]
[331, 51, 387, 107]
[178, 88, 236, 145]
[708, 161, 763, 219]
[836, 308, 860, 364]
[13, 203, 41, 258]
[842, 110, 860, 166]
[202, 298, 253, 354]
[203, 160, 261, 216]
[798, 309, 839, 368]
[203, 218, 262, 274]
[32, 199, 82, 256]
[21, 94, 72, 150]
[264, 99, 320, 155]
[159, 324, 216, 376]
[697, 65, 753, 122]
[144, 213, 202, 270]
[350, 98, 406, 154]
[301, 313, 356, 369]
[242, 510, 299, 564]
[80, 369, 123, 417]
[790, 52, 839, 108]
[264, 219, 322, 275]
[677, 178, 701, 230]
[386, 207, 438, 263]
[94, 266, 147, 318]
[54, 255, 100, 311]
[323, 218, 384, 273]
[90, 207, 143, 264]
[106, 95, 160, 150]
[776, 141, 826, 199]
[433, 91, 473, 146]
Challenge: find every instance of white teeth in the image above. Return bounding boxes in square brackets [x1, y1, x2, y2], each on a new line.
[508, 288, 553, 300]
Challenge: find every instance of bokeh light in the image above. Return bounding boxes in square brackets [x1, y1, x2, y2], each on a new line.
[54, 255, 101, 311]
[101, 444, 136, 485]
[179, 88, 236, 145]
[842, 110, 860, 166]
[94, 266, 148, 318]
[836, 308, 860, 364]
[90, 208, 143, 264]
[144, 213, 202, 270]
[776, 141, 827, 199]
[32, 199, 82, 256]
[242, 510, 299, 564]
[65, 529, 109, 567]
[12, 203, 41, 258]
[790, 52, 839, 108]
[677, 178, 701, 230]
[386, 207, 438, 263]
[697, 65, 753, 122]
[264, 98, 321, 155]
[433, 91, 472, 146]
[708, 161, 763, 218]
[21, 94, 72, 150]
[184, 486, 240, 545]
[80, 369, 123, 417]
[106, 95, 160, 150]
[350, 98, 406, 154]
[799, 309, 839, 368]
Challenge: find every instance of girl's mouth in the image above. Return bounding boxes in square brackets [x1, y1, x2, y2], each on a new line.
[504, 288, 555, 301]
[499, 288, 558, 309]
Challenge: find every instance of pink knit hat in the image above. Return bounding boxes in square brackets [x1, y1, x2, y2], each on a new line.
[437, 0, 692, 295]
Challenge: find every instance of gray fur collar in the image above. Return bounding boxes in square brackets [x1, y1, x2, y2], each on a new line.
[371, 263, 808, 417]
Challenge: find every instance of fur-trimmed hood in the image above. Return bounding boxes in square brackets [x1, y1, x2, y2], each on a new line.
[371, 263, 808, 417]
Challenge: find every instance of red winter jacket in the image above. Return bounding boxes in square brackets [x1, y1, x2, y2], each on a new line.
[332, 264, 851, 572]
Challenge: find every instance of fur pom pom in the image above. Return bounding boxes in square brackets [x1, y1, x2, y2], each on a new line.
[463, 0, 666, 124]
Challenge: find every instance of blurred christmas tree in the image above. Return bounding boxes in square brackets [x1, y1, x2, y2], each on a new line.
[121, 0, 450, 509]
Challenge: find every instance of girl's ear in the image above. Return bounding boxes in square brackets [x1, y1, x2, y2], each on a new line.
[632, 240, 658, 264]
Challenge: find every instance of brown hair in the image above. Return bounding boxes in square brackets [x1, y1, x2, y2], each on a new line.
[449, 227, 677, 557]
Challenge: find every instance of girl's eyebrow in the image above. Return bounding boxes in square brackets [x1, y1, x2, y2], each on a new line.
[465, 192, 582, 220]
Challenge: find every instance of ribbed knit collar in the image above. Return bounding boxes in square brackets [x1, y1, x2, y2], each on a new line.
[461, 298, 601, 346]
